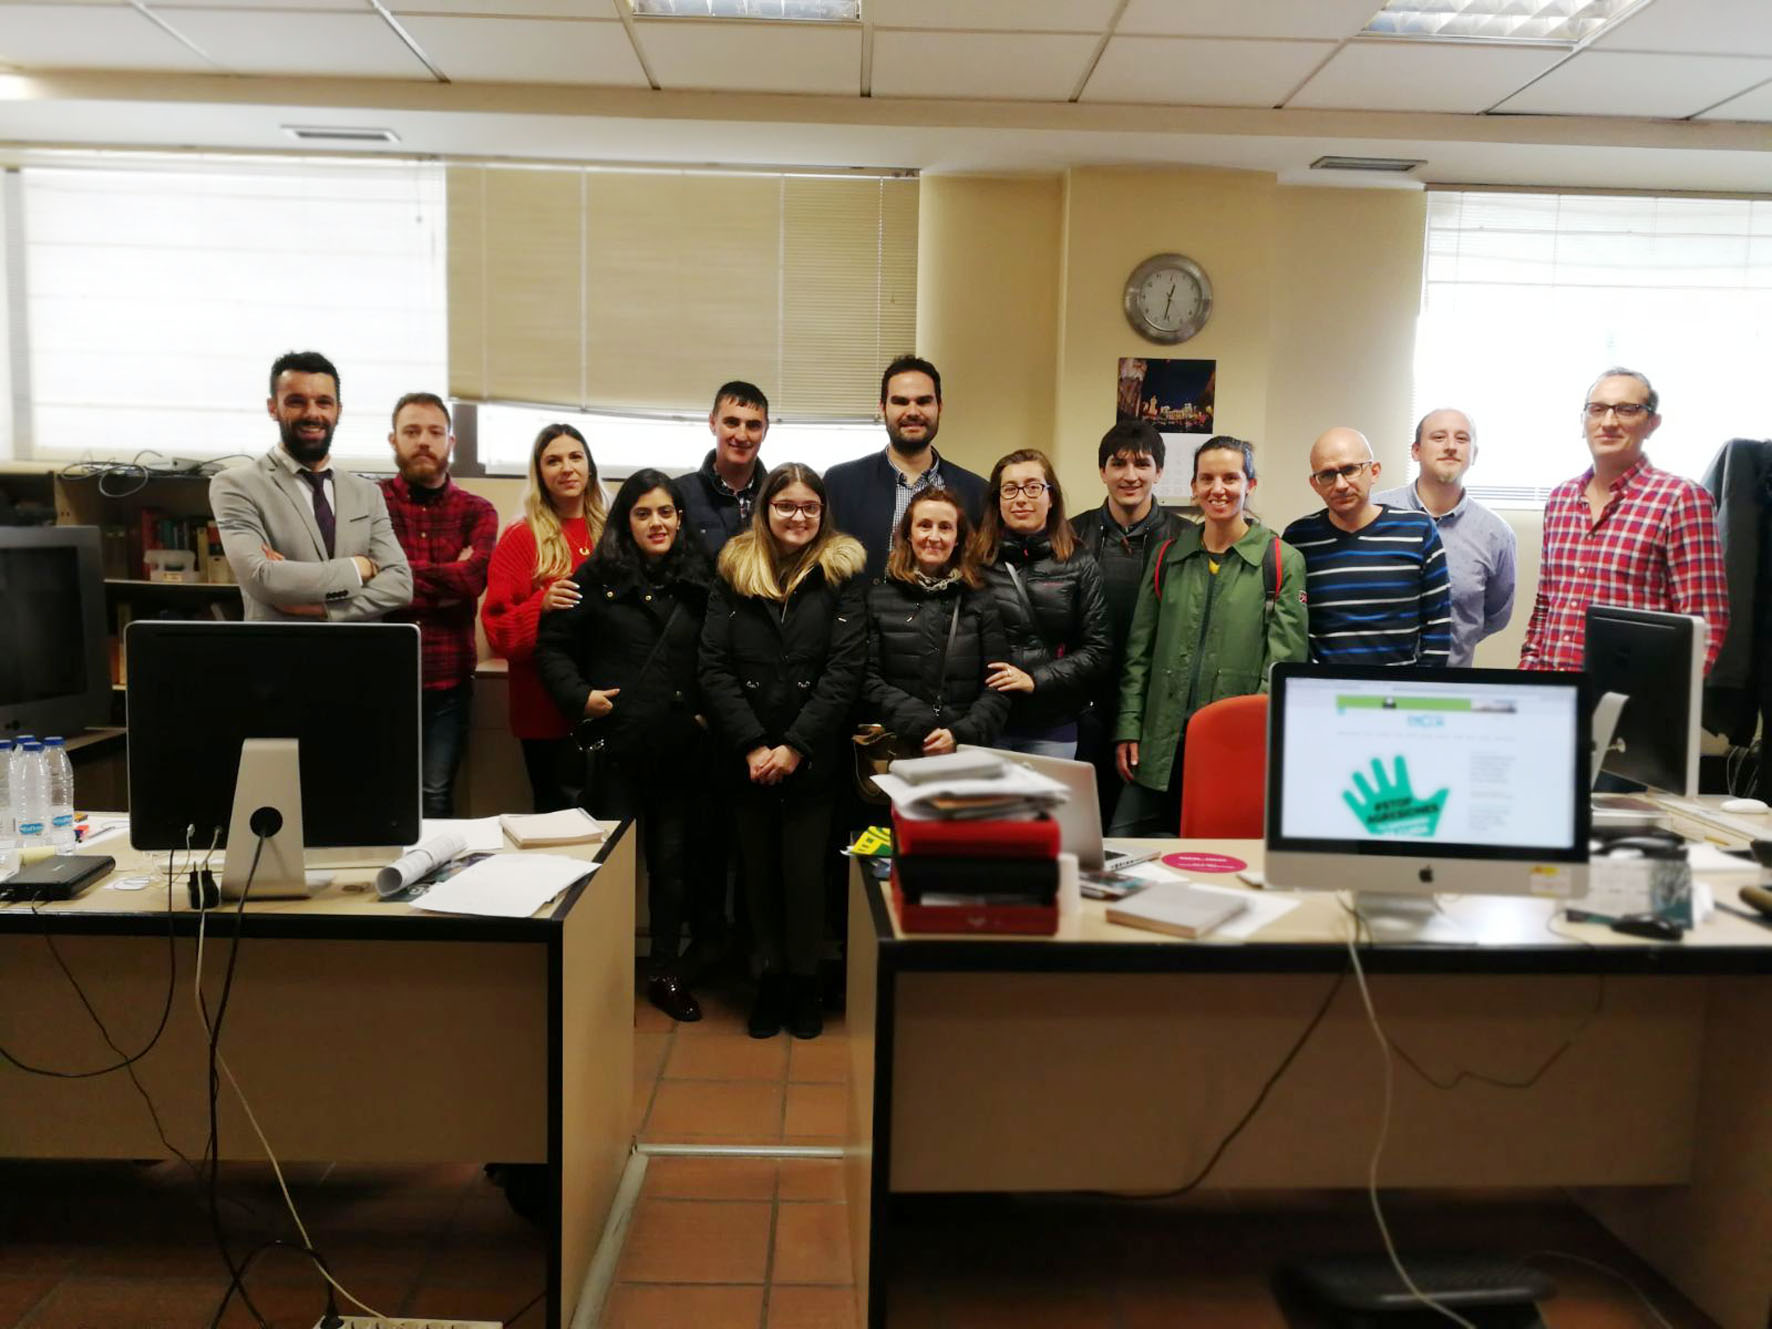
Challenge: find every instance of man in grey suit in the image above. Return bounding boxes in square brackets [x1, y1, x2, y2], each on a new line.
[210, 350, 412, 621]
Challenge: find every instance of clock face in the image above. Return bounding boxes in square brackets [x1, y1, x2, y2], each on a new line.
[1123, 253, 1213, 345]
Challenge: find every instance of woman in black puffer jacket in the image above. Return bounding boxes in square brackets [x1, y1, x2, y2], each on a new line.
[972, 448, 1111, 759]
[701, 463, 868, 1041]
[864, 487, 1010, 756]
[534, 469, 715, 1025]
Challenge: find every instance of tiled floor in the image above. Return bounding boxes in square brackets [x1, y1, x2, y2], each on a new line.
[0, 974, 1729, 1328]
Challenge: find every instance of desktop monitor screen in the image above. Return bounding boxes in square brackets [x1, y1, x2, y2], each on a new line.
[1265, 665, 1590, 900]
[1584, 606, 1704, 798]
[125, 620, 421, 852]
[0, 525, 111, 741]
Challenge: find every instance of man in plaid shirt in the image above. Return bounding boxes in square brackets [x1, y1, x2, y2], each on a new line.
[1520, 368, 1728, 673]
[380, 393, 499, 816]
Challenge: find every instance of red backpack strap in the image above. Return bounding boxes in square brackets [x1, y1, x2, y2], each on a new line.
[1150, 537, 1177, 599]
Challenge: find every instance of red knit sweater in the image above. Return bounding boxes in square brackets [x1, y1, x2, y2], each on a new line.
[481, 517, 593, 740]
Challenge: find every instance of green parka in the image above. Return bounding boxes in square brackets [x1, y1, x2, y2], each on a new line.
[1113, 520, 1309, 791]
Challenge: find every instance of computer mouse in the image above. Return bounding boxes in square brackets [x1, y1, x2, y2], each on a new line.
[1720, 797, 1771, 815]
[1610, 913, 1684, 942]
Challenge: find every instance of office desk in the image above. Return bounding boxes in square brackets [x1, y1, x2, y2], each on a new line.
[0, 821, 636, 1329]
[845, 841, 1772, 1329]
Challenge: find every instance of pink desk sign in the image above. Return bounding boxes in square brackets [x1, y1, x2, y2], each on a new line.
[1161, 851, 1249, 875]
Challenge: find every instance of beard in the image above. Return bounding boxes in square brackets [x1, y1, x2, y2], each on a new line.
[398, 452, 446, 486]
[280, 416, 335, 465]
[886, 417, 938, 456]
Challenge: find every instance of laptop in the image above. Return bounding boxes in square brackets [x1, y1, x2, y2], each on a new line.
[962, 745, 1109, 870]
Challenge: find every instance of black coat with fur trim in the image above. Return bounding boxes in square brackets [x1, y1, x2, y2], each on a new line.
[699, 538, 869, 775]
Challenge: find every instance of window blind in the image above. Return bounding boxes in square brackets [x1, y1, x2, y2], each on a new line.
[21, 155, 447, 461]
[1414, 189, 1772, 503]
[448, 166, 918, 419]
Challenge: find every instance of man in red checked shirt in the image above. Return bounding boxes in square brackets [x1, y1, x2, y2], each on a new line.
[380, 392, 499, 817]
[1520, 368, 1729, 674]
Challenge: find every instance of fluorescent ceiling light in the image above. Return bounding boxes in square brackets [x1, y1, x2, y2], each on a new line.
[628, 0, 859, 19]
[1311, 155, 1425, 172]
[1363, 0, 1648, 44]
[282, 125, 401, 143]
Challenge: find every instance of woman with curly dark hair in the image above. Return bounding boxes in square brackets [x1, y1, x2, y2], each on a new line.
[534, 468, 717, 1023]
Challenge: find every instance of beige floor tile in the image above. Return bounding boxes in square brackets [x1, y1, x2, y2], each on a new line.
[615, 1199, 774, 1284]
[634, 996, 677, 1033]
[782, 1082, 847, 1140]
[602, 1283, 766, 1328]
[665, 1031, 789, 1082]
[643, 1080, 783, 1144]
[787, 1033, 849, 1084]
[643, 1155, 778, 1202]
[770, 1201, 853, 1285]
[776, 1158, 844, 1203]
[635, 1028, 672, 1083]
[766, 1283, 859, 1328]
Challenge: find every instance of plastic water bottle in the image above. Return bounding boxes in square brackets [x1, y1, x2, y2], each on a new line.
[14, 740, 49, 856]
[44, 737, 77, 855]
[0, 738, 16, 879]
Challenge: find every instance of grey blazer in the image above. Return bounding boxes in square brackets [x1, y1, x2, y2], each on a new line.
[209, 447, 413, 622]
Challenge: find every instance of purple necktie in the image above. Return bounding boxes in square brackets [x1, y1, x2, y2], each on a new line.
[298, 469, 336, 557]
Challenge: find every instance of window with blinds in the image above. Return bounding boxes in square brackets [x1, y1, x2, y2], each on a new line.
[447, 166, 918, 421]
[1414, 189, 1772, 504]
[16, 156, 447, 462]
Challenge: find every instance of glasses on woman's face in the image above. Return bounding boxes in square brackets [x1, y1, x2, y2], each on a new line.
[1000, 481, 1048, 499]
[770, 500, 822, 519]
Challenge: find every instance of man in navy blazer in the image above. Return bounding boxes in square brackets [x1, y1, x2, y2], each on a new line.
[210, 350, 412, 622]
[823, 355, 988, 581]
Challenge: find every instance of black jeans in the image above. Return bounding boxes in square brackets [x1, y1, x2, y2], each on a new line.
[519, 736, 579, 814]
[735, 778, 838, 979]
[593, 757, 716, 975]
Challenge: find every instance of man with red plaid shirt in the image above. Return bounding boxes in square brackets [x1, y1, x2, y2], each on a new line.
[380, 393, 499, 817]
[1521, 368, 1729, 674]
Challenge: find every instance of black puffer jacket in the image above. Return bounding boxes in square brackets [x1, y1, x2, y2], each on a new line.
[981, 532, 1112, 730]
[863, 577, 1010, 747]
[533, 557, 710, 775]
[699, 537, 869, 776]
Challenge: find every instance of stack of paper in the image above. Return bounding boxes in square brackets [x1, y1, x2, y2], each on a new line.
[499, 808, 606, 848]
[872, 765, 1069, 820]
[413, 854, 599, 919]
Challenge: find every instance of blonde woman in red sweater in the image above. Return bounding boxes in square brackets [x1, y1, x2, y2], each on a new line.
[482, 423, 608, 811]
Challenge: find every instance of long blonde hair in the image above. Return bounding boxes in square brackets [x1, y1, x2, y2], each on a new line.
[523, 423, 607, 582]
[718, 463, 859, 602]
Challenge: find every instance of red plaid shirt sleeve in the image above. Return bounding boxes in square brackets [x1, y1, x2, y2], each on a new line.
[380, 477, 499, 690]
[1520, 459, 1730, 673]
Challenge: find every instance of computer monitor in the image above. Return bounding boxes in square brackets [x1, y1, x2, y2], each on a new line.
[1265, 664, 1590, 942]
[0, 525, 111, 741]
[126, 621, 421, 898]
[1584, 606, 1705, 798]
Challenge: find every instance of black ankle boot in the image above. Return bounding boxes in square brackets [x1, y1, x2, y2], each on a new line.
[788, 974, 823, 1040]
[748, 973, 787, 1039]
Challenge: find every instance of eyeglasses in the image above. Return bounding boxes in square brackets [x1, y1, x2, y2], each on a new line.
[769, 500, 823, 519]
[1583, 402, 1653, 421]
[1309, 461, 1373, 488]
[1000, 481, 1049, 499]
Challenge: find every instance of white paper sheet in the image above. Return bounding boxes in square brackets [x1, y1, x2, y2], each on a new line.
[412, 853, 598, 919]
[416, 817, 508, 854]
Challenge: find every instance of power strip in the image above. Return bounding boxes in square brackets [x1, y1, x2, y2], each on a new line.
[311, 1319, 502, 1328]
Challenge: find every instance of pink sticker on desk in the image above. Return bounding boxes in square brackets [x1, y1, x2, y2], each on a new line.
[1161, 851, 1248, 874]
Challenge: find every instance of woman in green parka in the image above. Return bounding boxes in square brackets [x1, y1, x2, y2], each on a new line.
[1110, 436, 1309, 835]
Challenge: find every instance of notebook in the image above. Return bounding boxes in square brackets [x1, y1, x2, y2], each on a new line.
[498, 808, 606, 848]
[1105, 881, 1249, 939]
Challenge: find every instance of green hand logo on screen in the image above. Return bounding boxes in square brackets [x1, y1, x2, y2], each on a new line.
[1342, 756, 1449, 838]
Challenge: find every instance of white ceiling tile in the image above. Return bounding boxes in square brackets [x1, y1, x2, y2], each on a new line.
[153, 7, 435, 75]
[397, 14, 645, 84]
[1118, 0, 1380, 40]
[143, 0, 382, 11]
[871, 30, 1097, 100]
[866, 0, 1118, 31]
[637, 19, 859, 95]
[1288, 40, 1565, 112]
[1081, 36, 1332, 107]
[1495, 50, 1772, 117]
[0, 4, 218, 71]
[1696, 76, 1772, 119]
[1594, 0, 1772, 57]
[390, 0, 622, 14]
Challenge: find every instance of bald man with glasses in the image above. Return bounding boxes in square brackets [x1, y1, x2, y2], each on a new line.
[1520, 367, 1729, 672]
[1282, 427, 1452, 667]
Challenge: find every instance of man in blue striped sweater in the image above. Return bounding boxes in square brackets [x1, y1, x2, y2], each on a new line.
[1282, 427, 1452, 667]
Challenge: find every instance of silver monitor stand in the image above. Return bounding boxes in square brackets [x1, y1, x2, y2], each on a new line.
[221, 738, 310, 900]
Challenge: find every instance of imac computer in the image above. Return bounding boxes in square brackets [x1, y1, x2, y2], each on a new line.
[1585, 606, 1705, 798]
[0, 525, 112, 741]
[1265, 664, 1590, 943]
[126, 621, 421, 898]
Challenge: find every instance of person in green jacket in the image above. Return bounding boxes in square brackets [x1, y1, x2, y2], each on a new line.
[1110, 436, 1309, 836]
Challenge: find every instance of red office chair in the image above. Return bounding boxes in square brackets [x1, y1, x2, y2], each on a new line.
[1179, 693, 1269, 839]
